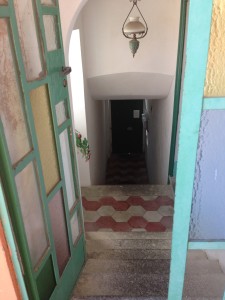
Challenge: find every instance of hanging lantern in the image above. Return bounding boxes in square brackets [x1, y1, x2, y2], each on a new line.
[122, 0, 148, 57]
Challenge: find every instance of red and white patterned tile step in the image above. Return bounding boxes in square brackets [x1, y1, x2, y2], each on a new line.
[82, 195, 174, 232]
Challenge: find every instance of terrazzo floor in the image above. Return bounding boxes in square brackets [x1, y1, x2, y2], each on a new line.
[82, 185, 174, 233]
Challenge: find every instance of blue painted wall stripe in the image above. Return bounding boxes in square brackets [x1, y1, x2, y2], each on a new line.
[203, 97, 225, 110]
[189, 241, 225, 250]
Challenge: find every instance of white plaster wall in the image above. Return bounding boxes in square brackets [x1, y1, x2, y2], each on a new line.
[84, 87, 107, 184]
[74, 14, 108, 185]
[59, 0, 87, 61]
[69, 28, 91, 186]
[146, 79, 175, 184]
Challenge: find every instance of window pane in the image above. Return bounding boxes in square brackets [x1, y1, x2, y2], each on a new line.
[15, 162, 48, 268]
[56, 101, 67, 126]
[0, 19, 31, 165]
[36, 256, 56, 300]
[14, 0, 45, 81]
[43, 15, 60, 51]
[30, 85, 60, 194]
[70, 210, 81, 245]
[59, 130, 76, 210]
[190, 110, 225, 240]
[49, 190, 70, 276]
[204, 0, 225, 97]
[41, 0, 56, 6]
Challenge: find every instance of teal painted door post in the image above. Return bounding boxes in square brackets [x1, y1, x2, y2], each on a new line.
[168, 0, 213, 299]
[168, 0, 187, 179]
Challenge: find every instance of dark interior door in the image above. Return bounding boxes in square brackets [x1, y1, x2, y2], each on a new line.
[111, 100, 143, 154]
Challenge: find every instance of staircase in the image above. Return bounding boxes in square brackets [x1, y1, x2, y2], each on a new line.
[71, 185, 225, 299]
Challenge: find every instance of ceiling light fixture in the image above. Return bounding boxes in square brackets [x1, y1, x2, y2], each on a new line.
[122, 0, 148, 57]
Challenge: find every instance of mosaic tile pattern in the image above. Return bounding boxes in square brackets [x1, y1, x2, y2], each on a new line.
[82, 196, 174, 232]
[106, 154, 148, 185]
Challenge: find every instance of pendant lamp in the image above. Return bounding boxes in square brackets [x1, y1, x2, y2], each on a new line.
[122, 0, 148, 57]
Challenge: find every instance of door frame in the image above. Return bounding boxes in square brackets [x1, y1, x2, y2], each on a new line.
[168, 0, 188, 179]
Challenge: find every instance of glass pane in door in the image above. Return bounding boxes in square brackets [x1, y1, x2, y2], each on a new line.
[70, 210, 81, 245]
[41, 0, 56, 6]
[59, 129, 76, 210]
[190, 110, 225, 240]
[30, 85, 60, 194]
[0, 19, 31, 165]
[49, 190, 70, 275]
[55, 101, 67, 126]
[43, 15, 60, 51]
[14, 0, 46, 81]
[15, 162, 49, 268]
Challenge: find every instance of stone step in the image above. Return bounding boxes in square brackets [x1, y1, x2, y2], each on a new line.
[85, 232, 172, 240]
[87, 249, 172, 260]
[186, 257, 222, 275]
[73, 297, 167, 300]
[86, 239, 171, 252]
[82, 259, 171, 275]
[77, 256, 223, 277]
[183, 273, 225, 298]
[87, 250, 210, 262]
[73, 272, 225, 299]
[73, 273, 169, 298]
[81, 185, 173, 198]
[73, 295, 222, 300]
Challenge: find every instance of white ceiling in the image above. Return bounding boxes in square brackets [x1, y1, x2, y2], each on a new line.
[88, 72, 174, 100]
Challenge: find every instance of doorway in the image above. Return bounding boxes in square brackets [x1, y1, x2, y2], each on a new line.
[111, 100, 144, 154]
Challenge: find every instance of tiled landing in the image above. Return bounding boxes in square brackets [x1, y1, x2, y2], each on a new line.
[105, 154, 149, 185]
[82, 185, 174, 232]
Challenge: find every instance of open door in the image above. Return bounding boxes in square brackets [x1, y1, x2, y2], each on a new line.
[0, 1, 85, 299]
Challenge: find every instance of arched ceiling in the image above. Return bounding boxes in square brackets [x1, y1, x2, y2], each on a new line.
[88, 72, 173, 100]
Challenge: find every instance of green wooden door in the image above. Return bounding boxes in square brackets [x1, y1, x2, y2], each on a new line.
[0, 1, 85, 299]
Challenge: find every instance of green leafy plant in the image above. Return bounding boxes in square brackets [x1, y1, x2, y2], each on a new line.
[75, 130, 91, 161]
